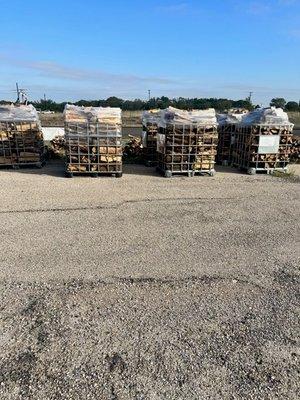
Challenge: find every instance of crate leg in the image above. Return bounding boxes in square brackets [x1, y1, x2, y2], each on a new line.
[209, 169, 216, 177]
[115, 172, 123, 178]
[164, 170, 172, 178]
[65, 171, 73, 178]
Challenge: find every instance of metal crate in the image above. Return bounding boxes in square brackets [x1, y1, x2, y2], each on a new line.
[216, 123, 237, 166]
[142, 123, 158, 166]
[231, 124, 293, 174]
[0, 121, 45, 168]
[156, 123, 218, 177]
[65, 122, 122, 178]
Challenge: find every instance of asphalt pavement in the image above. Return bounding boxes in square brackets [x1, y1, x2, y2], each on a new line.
[0, 162, 299, 399]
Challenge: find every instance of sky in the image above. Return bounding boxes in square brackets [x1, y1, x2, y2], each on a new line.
[0, 0, 299, 105]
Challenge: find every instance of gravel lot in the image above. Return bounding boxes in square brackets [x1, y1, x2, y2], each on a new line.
[0, 162, 299, 399]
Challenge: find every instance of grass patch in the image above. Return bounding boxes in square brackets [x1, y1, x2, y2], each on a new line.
[272, 169, 299, 182]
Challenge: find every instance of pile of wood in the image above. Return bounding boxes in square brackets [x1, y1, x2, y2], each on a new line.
[123, 135, 143, 162]
[157, 107, 218, 177]
[216, 110, 248, 165]
[231, 118, 294, 173]
[64, 105, 122, 177]
[0, 104, 45, 167]
[50, 135, 66, 156]
[290, 135, 300, 162]
[142, 110, 160, 165]
[229, 108, 295, 173]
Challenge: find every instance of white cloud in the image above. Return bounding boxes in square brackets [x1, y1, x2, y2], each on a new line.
[0, 55, 176, 86]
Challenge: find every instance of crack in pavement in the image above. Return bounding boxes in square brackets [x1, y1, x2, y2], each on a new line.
[0, 196, 241, 215]
[0, 274, 265, 291]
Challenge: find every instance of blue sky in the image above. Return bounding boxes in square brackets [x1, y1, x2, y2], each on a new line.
[0, 0, 299, 105]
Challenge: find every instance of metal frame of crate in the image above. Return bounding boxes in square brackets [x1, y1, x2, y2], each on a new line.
[156, 123, 218, 177]
[216, 123, 237, 166]
[231, 124, 293, 174]
[142, 122, 158, 166]
[65, 122, 122, 178]
[0, 121, 45, 168]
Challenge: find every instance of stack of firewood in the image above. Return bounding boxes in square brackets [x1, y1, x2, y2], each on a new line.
[64, 105, 122, 176]
[157, 107, 218, 176]
[50, 135, 66, 156]
[123, 135, 143, 162]
[217, 109, 248, 165]
[142, 110, 160, 165]
[290, 135, 300, 162]
[0, 104, 45, 167]
[231, 108, 294, 173]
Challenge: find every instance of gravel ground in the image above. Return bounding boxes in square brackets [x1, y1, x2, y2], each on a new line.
[0, 162, 299, 399]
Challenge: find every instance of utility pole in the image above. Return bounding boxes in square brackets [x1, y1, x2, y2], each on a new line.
[44, 93, 46, 102]
[16, 83, 20, 103]
[248, 91, 253, 103]
[148, 90, 151, 102]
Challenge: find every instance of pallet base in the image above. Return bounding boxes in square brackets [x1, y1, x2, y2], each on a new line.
[234, 166, 288, 175]
[156, 167, 215, 178]
[65, 171, 123, 178]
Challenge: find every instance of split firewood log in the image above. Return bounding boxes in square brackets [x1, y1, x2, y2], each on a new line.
[67, 164, 87, 172]
[99, 146, 122, 155]
[100, 155, 122, 163]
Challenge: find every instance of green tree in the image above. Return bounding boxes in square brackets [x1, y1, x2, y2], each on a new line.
[105, 97, 123, 108]
[270, 98, 286, 109]
[285, 101, 299, 112]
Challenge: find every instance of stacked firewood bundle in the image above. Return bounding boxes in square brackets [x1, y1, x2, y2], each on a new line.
[50, 135, 66, 156]
[216, 109, 248, 165]
[123, 135, 143, 162]
[64, 105, 122, 177]
[142, 110, 160, 166]
[231, 108, 294, 174]
[0, 104, 45, 167]
[290, 136, 300, 162]
[157, 107, 218, 177]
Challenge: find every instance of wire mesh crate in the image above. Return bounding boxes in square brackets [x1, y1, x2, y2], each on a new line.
[142, 121, 158, 166]
[216, 123, 236, 166]
[156, 123, 218, 177]
[231, 124, 294, 174]
[65, 122, 122, 177]
[0, 120, 45, 168]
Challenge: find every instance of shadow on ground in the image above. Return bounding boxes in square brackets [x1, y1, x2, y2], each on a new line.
[0, 160, 245, 179]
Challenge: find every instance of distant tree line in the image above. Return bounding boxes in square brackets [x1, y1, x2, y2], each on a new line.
[270, 98, 300, 112]
[0, 96, 299, 112]
[28, 97, 254, 112]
